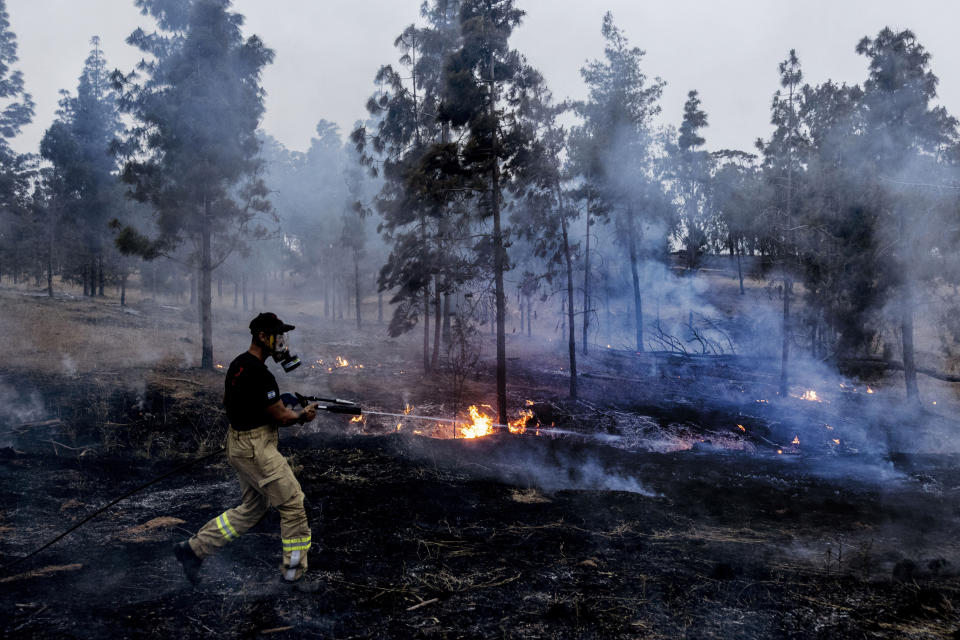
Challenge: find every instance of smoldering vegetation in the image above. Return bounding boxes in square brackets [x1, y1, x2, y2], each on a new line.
[0, 0, 959, 638]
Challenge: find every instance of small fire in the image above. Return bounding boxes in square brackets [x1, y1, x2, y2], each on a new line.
[350, 415, 364, 424]
[737, 424, 746, 432]
[335, 356, 349, 368]
[798, 390, 821, 402]
[866, 386, 874, 394]
[832, 438, 840, 445]
[396, 403, 414, 431]
[791, 435, 800, 445]
[460, 405, 495, 439]
[777, 449, 783, 455]
[508, 408, 534, 434]
[215, 364, 224, 369]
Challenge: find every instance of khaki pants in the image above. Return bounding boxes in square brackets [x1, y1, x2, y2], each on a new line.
[189, 425, 311, 581]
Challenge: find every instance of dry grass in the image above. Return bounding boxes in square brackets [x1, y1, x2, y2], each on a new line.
[116, 516, 187, 543]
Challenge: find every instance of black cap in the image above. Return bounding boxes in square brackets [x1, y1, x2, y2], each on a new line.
[249, 312, 295, 335]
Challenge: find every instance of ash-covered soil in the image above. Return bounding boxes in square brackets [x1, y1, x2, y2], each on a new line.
[2, 433, 959, 639]
[1, 289, 959, 639]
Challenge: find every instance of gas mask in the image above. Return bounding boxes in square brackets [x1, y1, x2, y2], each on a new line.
[269, 332, 301, 373]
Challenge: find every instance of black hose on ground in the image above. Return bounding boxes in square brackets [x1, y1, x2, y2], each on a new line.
[0, 447, 226, 574]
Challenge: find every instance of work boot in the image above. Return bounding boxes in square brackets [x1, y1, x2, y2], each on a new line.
[174, 540, 203, 585]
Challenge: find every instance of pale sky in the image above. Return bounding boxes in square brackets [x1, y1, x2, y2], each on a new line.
[7, 1, 960, 156]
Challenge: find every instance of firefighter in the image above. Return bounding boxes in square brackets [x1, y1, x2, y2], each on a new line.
[174, 312, 317, 586]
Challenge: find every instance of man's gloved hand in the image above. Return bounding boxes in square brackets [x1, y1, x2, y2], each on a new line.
[300, 403, 318, 424]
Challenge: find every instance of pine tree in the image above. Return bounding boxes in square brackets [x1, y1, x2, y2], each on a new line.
[0, 0, 34, 284]
[575, 13, 667, 353]
[854, 28, 958, 400]
[113, 0, 274, 369]
[353, 0, 462, 373]
[41, 37, 124, 298]
[509, 86, 579, 397]
[437, 0, 542, 425]
[672, 90, 711, 272]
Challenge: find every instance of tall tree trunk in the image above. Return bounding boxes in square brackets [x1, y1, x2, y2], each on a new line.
[47, 216, 54, 298]
[189, 271, 197, 306]
[490, 297, 495, 335]
[200, 201, 214, 370]
[519, 292, 524, 335]
[98, 254, 104, 296]
[736, 242, 745, 295]
[780, 75, 796, 397]
[324, 280, 329, 317]
[442, 291, 451, 344]
[432, 276, 441, 370]
[423, 285, 431, 373]
[490, 72, 508, 427]
[560, 212, 578, 400]
[902, 293, 919, 401]
[120, 272, 127, 307]
[582, 197, 592, 356]
[560, 296, 566, 337]
[233, 279, 238, 308]
[82, 262, 89, 296]
[629, 232, 644, 353]
[354, 252, 362, 330]
[378, 291, 383, 324]
[779, 278, 792, 396]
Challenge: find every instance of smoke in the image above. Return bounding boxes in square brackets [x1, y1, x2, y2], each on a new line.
[395, 433, 660, 496]
[0, 377, 47, 448]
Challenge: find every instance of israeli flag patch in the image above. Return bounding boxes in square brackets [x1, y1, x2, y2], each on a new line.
[267, 390, 276, 399]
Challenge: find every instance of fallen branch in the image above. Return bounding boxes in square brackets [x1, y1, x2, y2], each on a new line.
[260, 627, 294, 635]
[13, 419, 61, 430]
[406, 597, 439, 611]
[0, 564, 83, 584]
[841, 358, 960, 383]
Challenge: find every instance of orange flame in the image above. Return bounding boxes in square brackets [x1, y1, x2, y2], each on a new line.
[832, 438, 840, 445]
[866, 386, 874, 394]
[350, 415, 364, 424]
[737, 424, 746, 432]
[459, 405, 495, 439]
[509, 408, 534, 434]
[335, 356, 349, 368]
[395, 403, 414, 432]
[791, 435, 800, 445]
[798, 390, 821, 402]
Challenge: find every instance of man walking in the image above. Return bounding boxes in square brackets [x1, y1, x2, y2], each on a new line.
[175, 312, 316, 585]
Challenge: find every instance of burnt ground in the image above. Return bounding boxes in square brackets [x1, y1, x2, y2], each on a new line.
[1, 292, 960, 638]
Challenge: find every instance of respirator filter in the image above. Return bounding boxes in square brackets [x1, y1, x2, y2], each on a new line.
[272, 333, 301, 372]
